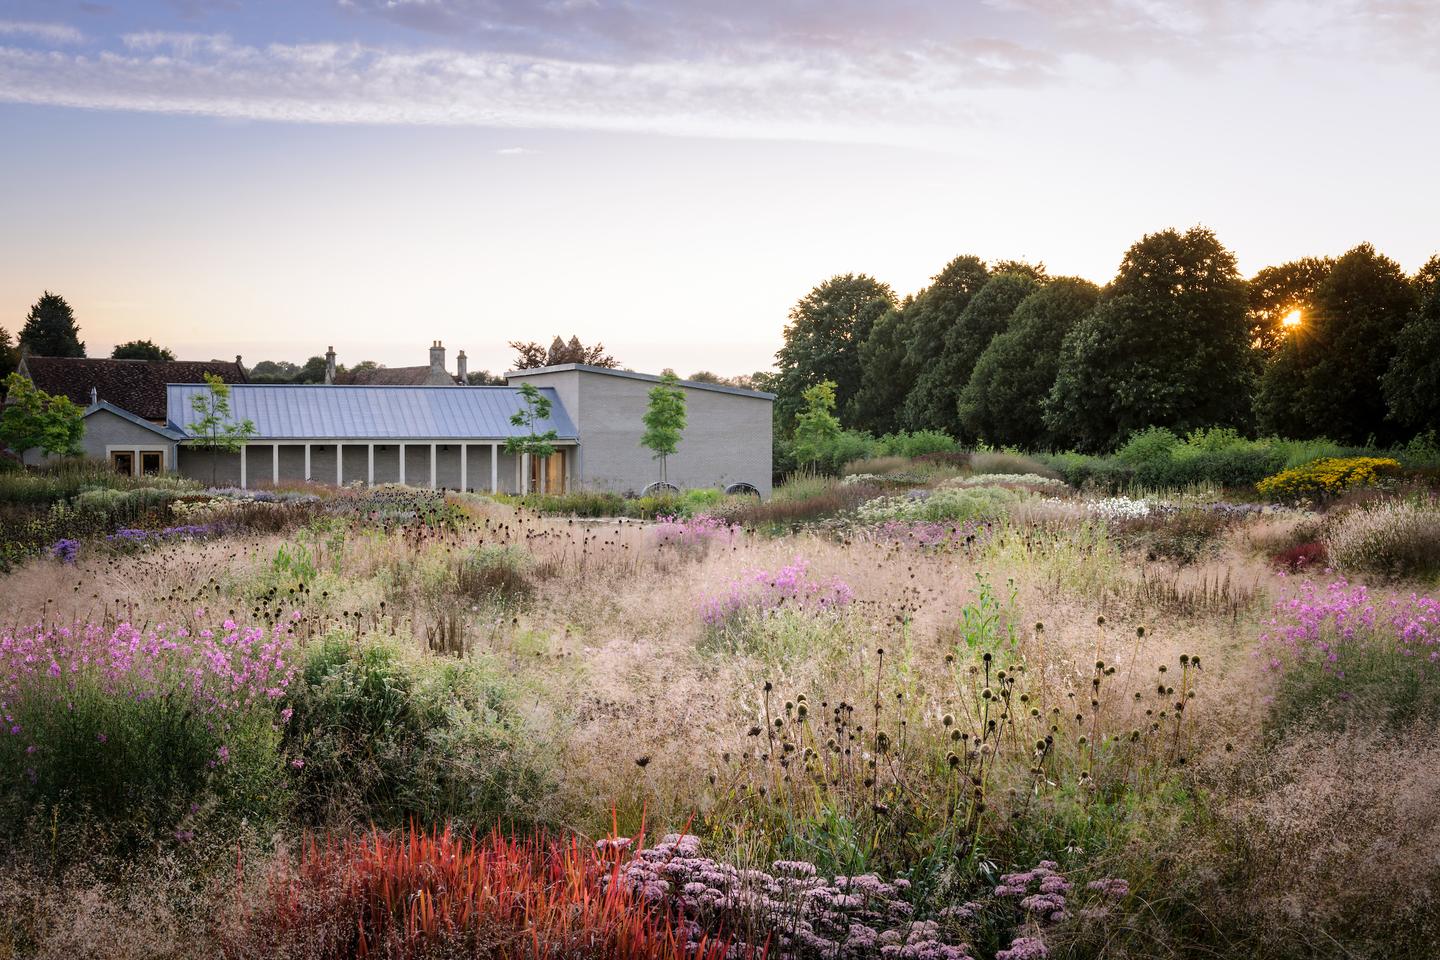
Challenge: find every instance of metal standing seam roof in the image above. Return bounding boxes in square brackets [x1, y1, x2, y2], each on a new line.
[165, 384, 578, 441]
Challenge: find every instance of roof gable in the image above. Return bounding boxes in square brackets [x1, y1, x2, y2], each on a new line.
[166, 384, 577, 441]
[21, 356, 249, 421]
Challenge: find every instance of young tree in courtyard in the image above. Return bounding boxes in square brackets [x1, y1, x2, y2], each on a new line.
[187, 373, 256, 486]
[504, 382, 559, 491]
[0, 373, 85, 457]
[640, 371, 687, 484]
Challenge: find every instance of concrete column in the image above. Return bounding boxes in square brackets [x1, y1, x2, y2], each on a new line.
[399, 443, 406, 485]
[521, 452, 529, 494]
[367, 444, 375, 486]
[336, 443, 343, 486]
[240, 444, 247, 489]
[539, 453, 547, 494]
[272, 443, 279, 486]
[460, 444, 468, 492]
[490, 443, 499, 493]
[429, 442, 437, 490]
[304, 444, 311, 482]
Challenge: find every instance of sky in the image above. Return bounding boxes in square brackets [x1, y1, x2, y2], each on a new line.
[1, 1, 1437, 377]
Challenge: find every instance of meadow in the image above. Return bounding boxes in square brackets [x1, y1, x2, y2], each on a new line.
[1, 450, 1438, 960]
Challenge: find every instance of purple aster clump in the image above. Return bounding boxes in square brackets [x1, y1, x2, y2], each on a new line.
[1259, 577, 1440, 677]
[106, 524, 218, 552]
[700, 559, 854, 628]
[49, 538, 79, 564]
[866, 520, 992, 550]
[651, 514, 739, 551]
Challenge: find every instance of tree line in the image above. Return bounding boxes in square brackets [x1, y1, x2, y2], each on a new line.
[768, 228, 1440, 453]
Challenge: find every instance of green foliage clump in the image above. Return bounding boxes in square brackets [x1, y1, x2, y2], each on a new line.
[774, 274, 895, 428]
[873, 430, 958, 459]
[0, 374, 84, 457]
[284, 634, 550, 828]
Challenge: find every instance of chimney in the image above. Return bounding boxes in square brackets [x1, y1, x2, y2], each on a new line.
[90, 386, 98, 406]
[456, 350, 467, 385]
[325, 346, 336, 385]
[429, 340, 446, 374]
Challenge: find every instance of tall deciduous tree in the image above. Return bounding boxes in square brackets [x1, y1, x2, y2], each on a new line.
[640, 371, 687, 483]
[0, 373, 84, 456]
[851, 300, 913, 435]
[897, 256, 989, 429]
[1381, 255, 1440, 436]
[958, 278, 1100, 449]
[907, 270, 1041, 436]
[774, 274, 894, 429]
[19, 292, 85, 358]
[1247, 257, 1333, 353]
[509, 336, 617, 370]
[1256, 243, 1417, 445]
[0, 327, 17, 394]
[1045, 227, 1253, 452]
[111, 339, 176, 362]
[187, 374, 256, 486]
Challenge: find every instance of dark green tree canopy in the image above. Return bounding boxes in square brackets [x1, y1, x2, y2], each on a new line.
[0, 327, 17, 391]
[906, 271, 1040, 435]
[1256, 243, 1417, 445]
[1248, 257, 1332, 353]
[958, 277, 1100, 449]
[19, 291, 85, 358]
[1045, 227, 1252, 451]
[1381, 283, 1440, 435]
[850, 300, 912, 435]
[900, 255, 989, 376]
[111, 339, 176, 362]
[774, 273, 895, 428]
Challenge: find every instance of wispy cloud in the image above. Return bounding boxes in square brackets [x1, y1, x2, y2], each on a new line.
[0, 1, 1434, 144]
[0, 20, 85, 44]
[496, 146, 536, 155]
[0, 31, 1048, 145]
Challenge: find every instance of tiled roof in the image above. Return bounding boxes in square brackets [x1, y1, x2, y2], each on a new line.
[165, 384, 577, 441]
[336, 365, 457, 386]
[21, 356, 249, 421]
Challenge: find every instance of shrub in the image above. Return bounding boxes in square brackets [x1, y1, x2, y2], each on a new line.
[0, 615, 295, 855]
[1256, 457, 1402, 501]
[283, 635, 549, 827]
[1325, 497, 1440, 580]
[650, 514, 738, 553]
[1115, 426, 1181, 467]
[875, 429, 959, 458]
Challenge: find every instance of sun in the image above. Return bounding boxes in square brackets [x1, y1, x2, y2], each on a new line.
[1281, 308, 1302, 329]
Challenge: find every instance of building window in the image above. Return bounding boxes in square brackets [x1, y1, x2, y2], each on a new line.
[111, 451, 135, 476]
[140, 451, 163, 475]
